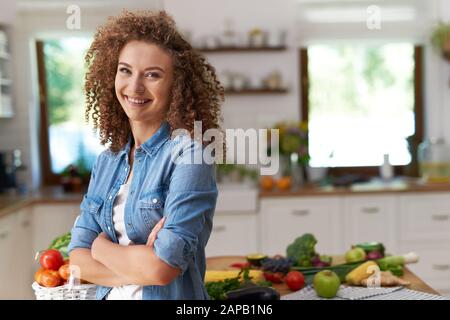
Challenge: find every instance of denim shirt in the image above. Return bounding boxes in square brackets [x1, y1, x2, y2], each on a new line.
[68, 121, 218, 300]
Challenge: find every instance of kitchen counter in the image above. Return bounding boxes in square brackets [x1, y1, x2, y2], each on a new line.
[259, 178, 450, 198]
[206, 256, 441, 297]
[3, 178, 450, 217]
[0, 186, 83, 218]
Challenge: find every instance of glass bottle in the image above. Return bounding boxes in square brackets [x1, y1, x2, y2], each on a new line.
[418, 137, 450, 183]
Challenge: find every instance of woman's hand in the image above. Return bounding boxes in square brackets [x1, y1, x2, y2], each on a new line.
[146, 216, 166, 247]
[91, 232, 110, 261]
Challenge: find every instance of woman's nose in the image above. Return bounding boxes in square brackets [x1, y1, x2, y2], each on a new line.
[130, 75, 145, 94]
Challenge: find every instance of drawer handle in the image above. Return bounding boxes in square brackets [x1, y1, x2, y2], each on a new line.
[292, 209, 310, 216]
[213, 225, 226, 232]
[361, 207, 380, 214]
[21, 220, 31, 228]
[432, 264, 450, 271]
[432, 214, 449, 221]
[0, 231, 9, 240]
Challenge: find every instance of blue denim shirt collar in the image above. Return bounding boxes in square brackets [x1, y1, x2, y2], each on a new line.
[118, 121, 171, 157]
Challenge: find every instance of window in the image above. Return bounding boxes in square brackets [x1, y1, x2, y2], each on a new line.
[300, 44, 423, 176]
[37, 38, 105, 185]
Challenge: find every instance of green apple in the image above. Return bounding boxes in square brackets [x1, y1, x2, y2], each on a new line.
[313, 270, 341, 298]
[345, 247, 367, 263]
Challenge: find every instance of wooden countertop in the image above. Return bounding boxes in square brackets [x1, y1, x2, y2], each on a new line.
[0, 186, 83, 218]
[259, 178, 450, 198]
[206, 256, 441, 297]
[3, 178, 450, 218]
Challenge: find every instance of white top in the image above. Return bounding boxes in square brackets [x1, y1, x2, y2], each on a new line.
[105, 182, 143, 300]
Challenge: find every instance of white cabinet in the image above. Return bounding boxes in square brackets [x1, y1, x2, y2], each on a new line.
[31, 204, 79, 256]
[260, 197, 343, 256]
[0, 206, 34, 299]
[343, 195, 397, 253]
[206, 212, 258, 257]
[11, 207, 34, 299]
[397, 193, 450, 294]
[0, 213, 16, 298]
[399, 194, 450, 243]
[0, 203, 79, 299]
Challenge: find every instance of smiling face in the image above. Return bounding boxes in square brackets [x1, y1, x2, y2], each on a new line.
[115, 40, 174, 128]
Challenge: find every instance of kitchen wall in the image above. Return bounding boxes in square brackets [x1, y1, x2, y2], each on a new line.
[1, 0, 450, 190]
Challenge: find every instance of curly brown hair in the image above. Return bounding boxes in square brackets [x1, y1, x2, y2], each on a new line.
[84, 10, 224, 153]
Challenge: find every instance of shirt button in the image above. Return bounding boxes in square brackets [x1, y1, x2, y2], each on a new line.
[109, 195, 112, 200]
[125, 167, 128, 171]
[152, 198, 158, 204]
[107, 226, 111, 231]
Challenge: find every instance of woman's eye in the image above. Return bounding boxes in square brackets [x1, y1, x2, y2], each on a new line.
[146, 72, 161, 79]
[119, 68, 131, 74]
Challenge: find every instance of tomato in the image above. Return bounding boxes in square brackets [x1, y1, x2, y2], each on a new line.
[40, 270, 61, 288]
[264, 272, 284, 284]
[264, 272, 274, 282]
[58, 264, 71, 281]
[271, 272, 285, 284]
[39, 249, 64, 271]
[285, 271, 305, 291]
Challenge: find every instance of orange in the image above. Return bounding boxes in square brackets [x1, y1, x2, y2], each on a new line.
[260, 176, 275, 191]
[277, 176, 292, 190]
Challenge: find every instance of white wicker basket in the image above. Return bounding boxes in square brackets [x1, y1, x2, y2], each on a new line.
[32, 282, 97, 300]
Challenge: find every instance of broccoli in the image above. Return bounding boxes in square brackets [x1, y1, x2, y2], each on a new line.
[286, 233, 317, 267]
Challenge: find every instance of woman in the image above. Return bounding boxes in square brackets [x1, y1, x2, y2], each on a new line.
[68, 10, 224, 300]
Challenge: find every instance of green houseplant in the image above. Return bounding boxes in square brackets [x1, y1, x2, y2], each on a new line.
[431, 21, 450, 60]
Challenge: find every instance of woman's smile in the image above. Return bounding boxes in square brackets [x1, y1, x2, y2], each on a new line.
[124, 95, 153, 107]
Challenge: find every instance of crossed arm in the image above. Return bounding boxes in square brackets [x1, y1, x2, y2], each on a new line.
[69, 217, 180, 287]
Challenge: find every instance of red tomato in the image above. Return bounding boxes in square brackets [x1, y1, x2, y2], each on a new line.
[264, 272, 274, 282]
[40, 270, 61, 288]
[264, 272, 284, 284]
[39, 249, 64, 271]
[271, 272, 285, 284]
[285, 271, 305, 291]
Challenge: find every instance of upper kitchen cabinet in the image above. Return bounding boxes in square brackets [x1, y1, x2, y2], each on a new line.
[0, 24, 13, 118]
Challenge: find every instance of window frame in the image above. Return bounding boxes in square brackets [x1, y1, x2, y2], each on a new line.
[299, 45, 424, 177]
[37, 40, 61, 185]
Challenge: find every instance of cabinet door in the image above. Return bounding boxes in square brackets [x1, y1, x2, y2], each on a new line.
[399, 243, 450, 293]
[206, 212, 258, 257]
[13, 207, 34, 299]
[399, 194, 450, 243]
[32, 204, 79, 256]
[260, 197, 343, 256]
[0, 213, 16, 298]
[343, 195, 397, 252]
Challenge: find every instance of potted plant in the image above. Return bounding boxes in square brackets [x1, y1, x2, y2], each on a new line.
[267, 121, 310, 188]
[431, 21, 450, 60]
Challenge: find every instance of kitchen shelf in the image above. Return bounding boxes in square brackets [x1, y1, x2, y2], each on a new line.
[225, 88, 288, 95]
[0, 52, 10, 60]
[198, 46, 287, 53]
[0, 79, 11, 85]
